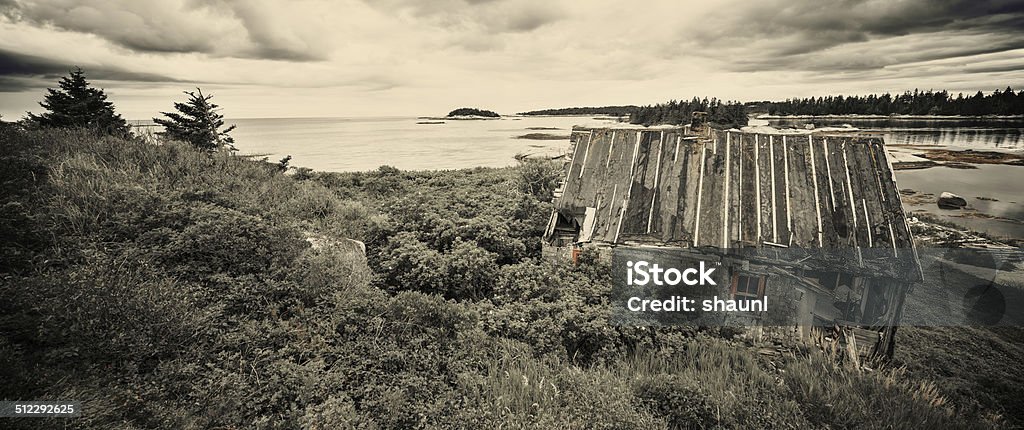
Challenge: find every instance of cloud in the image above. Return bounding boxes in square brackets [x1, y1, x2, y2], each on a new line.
[0, 0, 332, 61]
[363, 0, 563, 36]
[0, 47, 66, 77]
[676, 0, 1024, 72]
[212, 0, 335, 61]
[1, 0, 1023, 117]
[0, 48, 186, 91]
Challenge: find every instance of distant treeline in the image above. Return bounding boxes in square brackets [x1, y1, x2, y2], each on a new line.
[519, 106, 637, 116]
[631, 97, 748, 128]
[761, 87, 1024, 116]
[522, 99, 747, 128]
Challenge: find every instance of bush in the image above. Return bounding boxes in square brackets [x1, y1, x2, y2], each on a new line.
[634, 375, 716, 429]
[516, 158, 561, 200]
[301, 395, 378, 429]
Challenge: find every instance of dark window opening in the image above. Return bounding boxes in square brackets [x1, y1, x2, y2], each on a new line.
[731, 274, 766, 303]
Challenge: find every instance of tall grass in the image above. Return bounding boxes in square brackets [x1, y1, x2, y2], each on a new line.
[25, 128, 377, 244]
[1, 128, 1013, 429]
[460, 335, 988, 429]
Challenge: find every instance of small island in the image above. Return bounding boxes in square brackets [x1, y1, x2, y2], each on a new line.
[447, 107, 501, 118]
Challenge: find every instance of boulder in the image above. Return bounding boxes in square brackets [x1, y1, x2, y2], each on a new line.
[937, 192, 967, 209]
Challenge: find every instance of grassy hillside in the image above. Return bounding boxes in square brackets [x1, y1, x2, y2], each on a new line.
[0, 127, 1016, 428]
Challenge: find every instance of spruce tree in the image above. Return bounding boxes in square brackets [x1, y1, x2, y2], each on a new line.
[26, 67, 131, 136]
[153, 88, 236, 151]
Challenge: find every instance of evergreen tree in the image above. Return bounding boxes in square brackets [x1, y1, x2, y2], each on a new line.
[760, 88, 1023, 116]
[26, 67, 131, 136]
[154, 88, 236, 151]
[629, 97, 748, 128]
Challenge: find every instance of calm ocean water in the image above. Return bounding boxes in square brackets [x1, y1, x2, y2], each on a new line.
[767, 117, 1024, 150]
[224, 116, 618, 172]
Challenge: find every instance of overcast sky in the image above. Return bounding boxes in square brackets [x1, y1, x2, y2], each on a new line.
[2, 0, 1023, 119]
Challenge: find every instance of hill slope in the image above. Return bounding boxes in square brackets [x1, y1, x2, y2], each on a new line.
[0, 127, 1013, 428]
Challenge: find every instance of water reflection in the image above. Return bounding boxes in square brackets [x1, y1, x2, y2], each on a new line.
[767, 118, 1024, 150]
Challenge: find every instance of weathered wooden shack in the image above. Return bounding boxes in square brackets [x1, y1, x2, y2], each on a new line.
[544, 125, 922, 358]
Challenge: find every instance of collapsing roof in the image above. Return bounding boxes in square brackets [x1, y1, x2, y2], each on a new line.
[546, 126, 921, 280]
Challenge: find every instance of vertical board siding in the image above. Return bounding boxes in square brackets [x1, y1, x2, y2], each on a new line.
[557, 127, 914, 250]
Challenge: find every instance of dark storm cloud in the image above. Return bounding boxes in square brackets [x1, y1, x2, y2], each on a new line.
[683, 0, 1024, 72]
[0, 76, 38, 92]
[0, 48, 185, 91]
[0, 0, 328, 61]
[0, 48, 66, 77]
[725, 36, 1024, 73]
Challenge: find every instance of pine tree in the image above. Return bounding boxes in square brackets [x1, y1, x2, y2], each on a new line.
[153, 88, 236, 151]
[26, 67, 131, 136]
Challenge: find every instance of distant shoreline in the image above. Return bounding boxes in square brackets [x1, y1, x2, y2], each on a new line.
[759, 114, 1024, 120]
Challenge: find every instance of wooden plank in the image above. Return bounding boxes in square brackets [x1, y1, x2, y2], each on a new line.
[854, 142, 882, 248]
[870, 140, 912, 248]
[813, 136, 838, 247]
[756, 134, 774, 244]
[586, 130, 615, 240]
[872, 142, 913, 246]
[675, 138, 701, 245]
[647, 131, 666, 234]
[577, 130, 594, 178]
[578, 129, 614, 209]
[786, 135, 817, 247]
[693, 144, 707, 246]
[826, 138, 856, 245]
[654, 131, 682, 241]
[848, 139, 885, 248]
[866, 140, 900, 251]
[740, 133, 758, 244]
[807, 135, 824, 246]
[771, 135, 790, 245]
[722, 131, 732, 248]
[699, 136, 726, 247]
[728, 132, 743, 247]
[560, 131, 588, 204]
[840, 140, 865, 247]
[605, 130, 617, 170]
[621, 131, 658, 235]
[599, 130, 638, 242]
